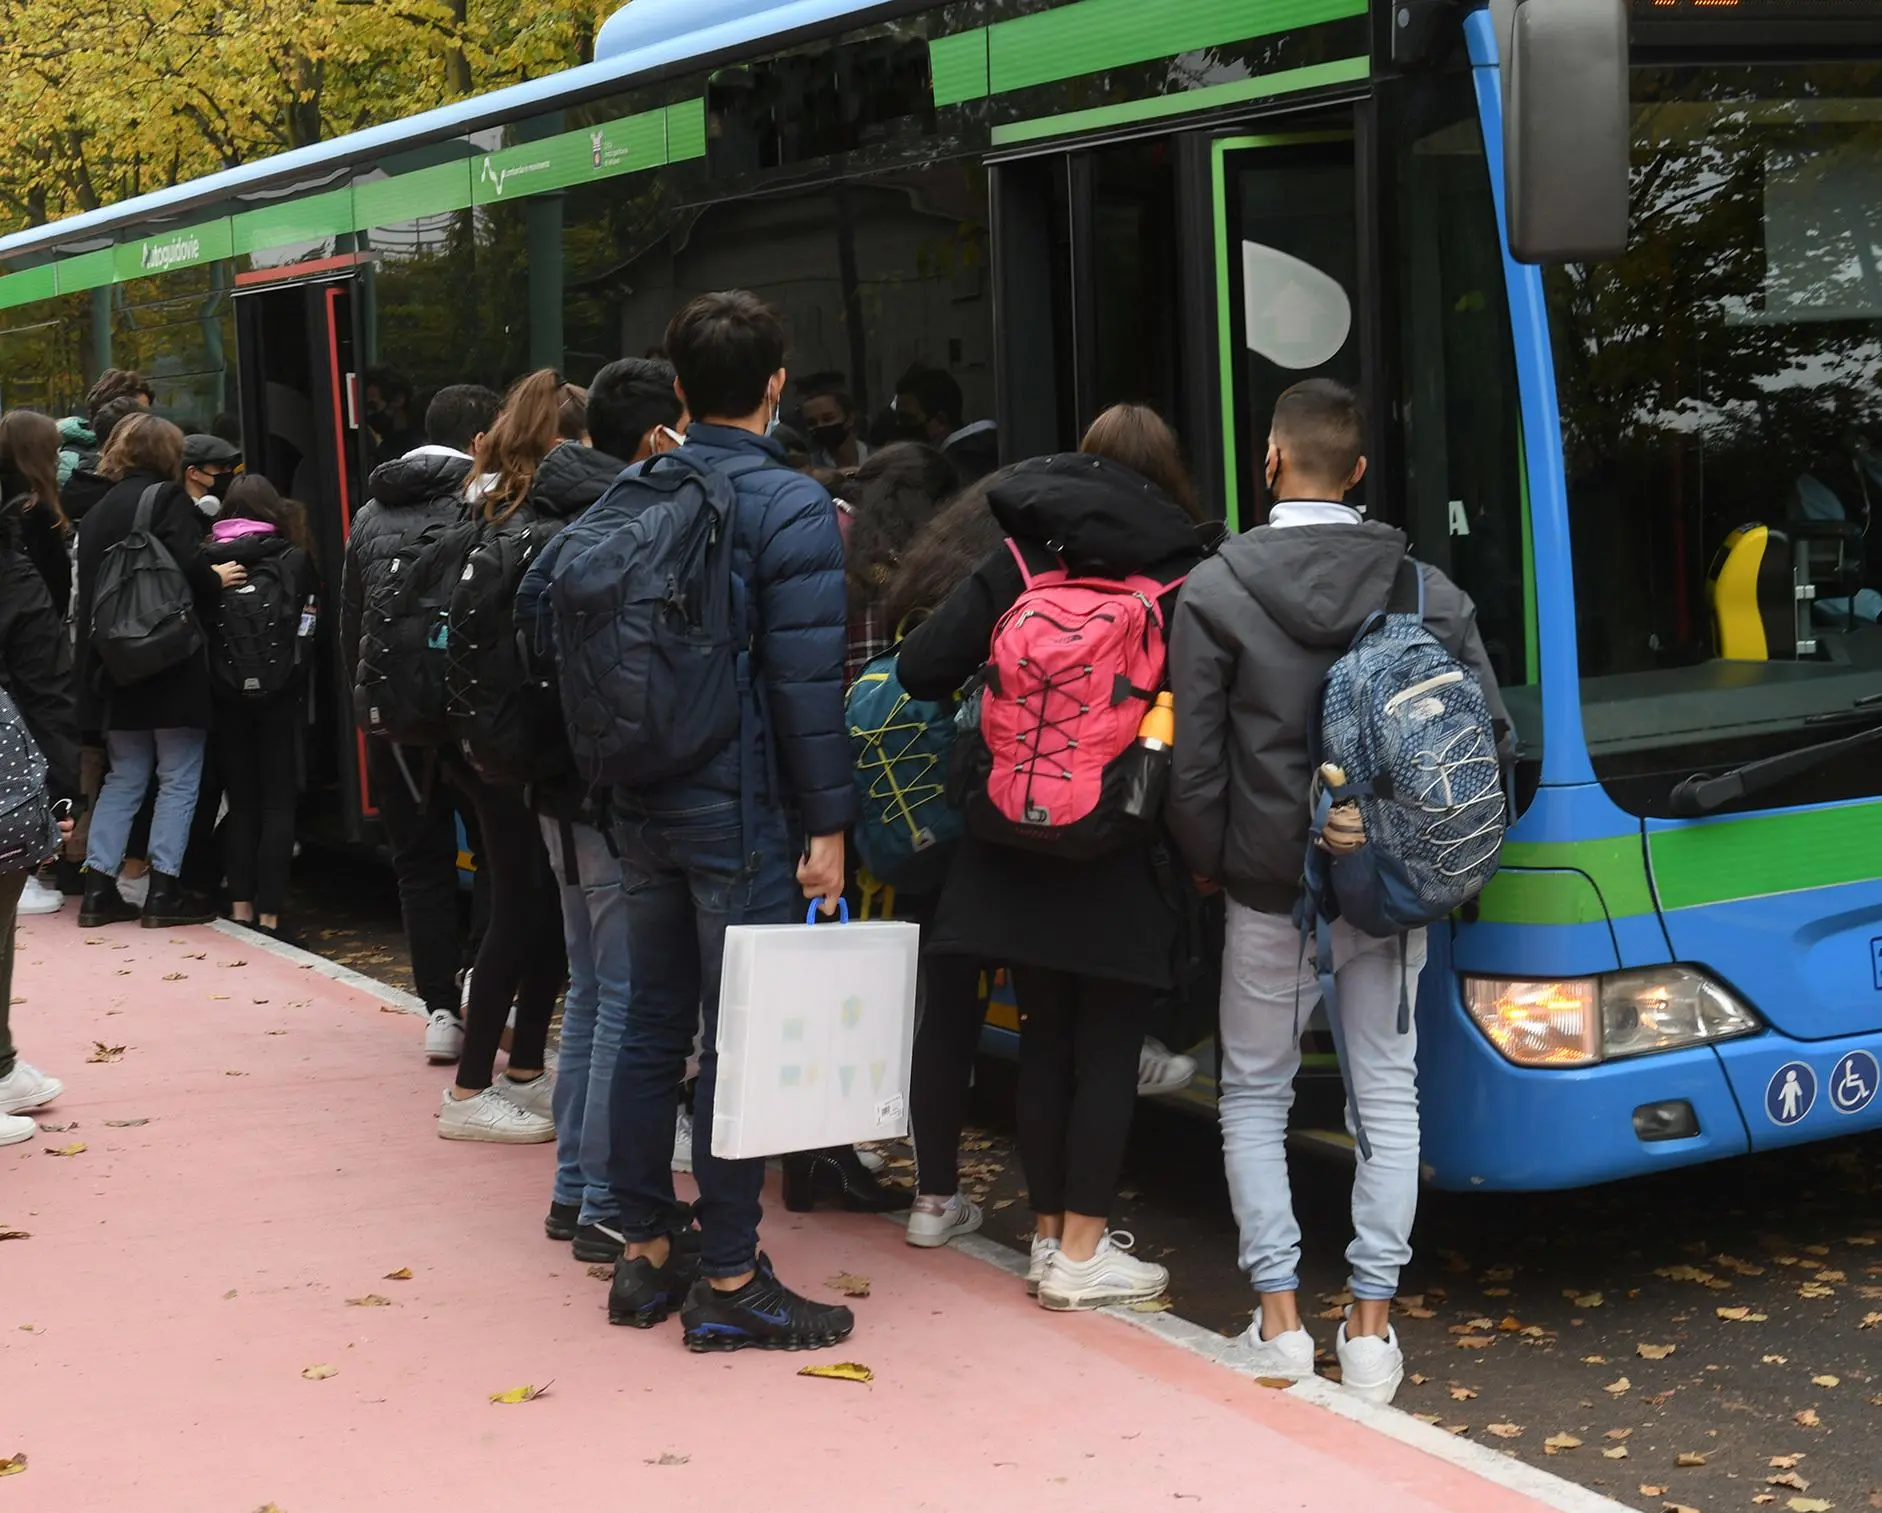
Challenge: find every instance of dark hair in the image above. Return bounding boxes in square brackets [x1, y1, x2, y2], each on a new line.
[895, 367, 963, 429]
[881, 468, 1012, 631]
[222, 473, 314, 555]
[424, 383, 503, 454]
[98, 412, 184, 482]
[664, 291, 786, 422]
[839, 443, 959, 618]
[1270, 378, 1365, 491]
[586, 357, 681, 461]
[85, 368, 152, 421]
[1080, 403, 1201, 522]
[90, 395, 145, 453]
[0, 410, 66, 529]
[801, 383, 855, 418]
[365, 364, 412, 406]
[474, 369, 587, 520]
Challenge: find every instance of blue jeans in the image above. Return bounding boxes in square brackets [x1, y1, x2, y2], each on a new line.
[540, 817, 630, 1226]
[86, 729, 207, 878]
[1217, 901, 1427, 1303]
[608, 796, 800, 1279]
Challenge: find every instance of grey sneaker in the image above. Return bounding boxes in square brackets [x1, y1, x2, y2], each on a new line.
[905, 1192, 983, 1248]
[436, 1086, 555, 1144]
[1038, 1231, 1168, 1312]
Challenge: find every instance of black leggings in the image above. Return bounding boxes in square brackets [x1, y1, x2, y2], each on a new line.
[909, 953, 992, 1198]
[445, 763, 564, 1089]
[1011, 965, 1147, 1219]
[216, 695, 301, 917]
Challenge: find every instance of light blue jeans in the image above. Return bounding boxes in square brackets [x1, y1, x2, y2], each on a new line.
[1217, 901, 1427, 1303]
[86, 729, 207, 878]
[540, 817, 631, 1226]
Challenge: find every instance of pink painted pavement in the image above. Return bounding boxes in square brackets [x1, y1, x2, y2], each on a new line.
[1, 914, 1569, 1513]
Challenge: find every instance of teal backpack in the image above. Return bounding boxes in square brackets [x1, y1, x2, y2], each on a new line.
[846, 647, 963, 894]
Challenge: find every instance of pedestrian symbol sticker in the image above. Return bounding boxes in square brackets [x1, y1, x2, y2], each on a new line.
[1765, 1061, 1816, 1126]
[1828, 1050, 1878, 1116]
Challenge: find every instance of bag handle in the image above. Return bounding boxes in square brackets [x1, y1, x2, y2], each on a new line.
[805, 898, 850, 926]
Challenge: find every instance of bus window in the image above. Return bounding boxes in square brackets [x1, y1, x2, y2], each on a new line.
[1546, 64, 1882, 815]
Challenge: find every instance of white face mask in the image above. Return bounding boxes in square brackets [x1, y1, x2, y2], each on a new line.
[196, 494, 221, 518]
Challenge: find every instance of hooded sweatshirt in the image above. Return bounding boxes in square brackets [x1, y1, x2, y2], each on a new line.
[1165, 514, 1511, 916]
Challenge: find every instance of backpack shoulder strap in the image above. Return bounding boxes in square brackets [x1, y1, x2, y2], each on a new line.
[1004, 536, 1067, 590]
[133, 484, 165, 533]
[1386, 555, 1424, 619]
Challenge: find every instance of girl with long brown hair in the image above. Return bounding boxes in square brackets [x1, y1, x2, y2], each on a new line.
[469, 370, 587, 521]
[0, 410, 73, 617]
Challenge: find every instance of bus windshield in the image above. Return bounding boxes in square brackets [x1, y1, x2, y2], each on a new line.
[1546, 64, 1882, 815]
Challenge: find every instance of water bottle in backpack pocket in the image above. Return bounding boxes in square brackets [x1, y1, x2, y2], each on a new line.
[90, 485, 204, 684]
[210, 546, 309, 701]
[847, 648, 963, 894]
[354, 513, 480, 747]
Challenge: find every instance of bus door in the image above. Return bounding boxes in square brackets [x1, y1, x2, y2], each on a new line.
[232, 271, 373, 847]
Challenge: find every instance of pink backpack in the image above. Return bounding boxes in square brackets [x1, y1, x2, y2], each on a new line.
[967, 539, 1183, 858]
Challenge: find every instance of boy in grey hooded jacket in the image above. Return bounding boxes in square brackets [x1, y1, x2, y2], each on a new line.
[1166, 379, 1508, 1406]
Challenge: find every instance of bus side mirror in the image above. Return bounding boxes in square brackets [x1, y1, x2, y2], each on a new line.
[1503, 0, 1630, 264]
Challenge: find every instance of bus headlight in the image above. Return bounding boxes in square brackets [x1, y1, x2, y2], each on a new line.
[1462, 968, 1759, 1068]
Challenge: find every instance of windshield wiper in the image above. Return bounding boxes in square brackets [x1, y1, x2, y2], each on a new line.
[1668, 701, 1882, 818]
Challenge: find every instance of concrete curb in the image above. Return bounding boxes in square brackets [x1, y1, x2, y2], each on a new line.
[277, 931, 1630, 1513]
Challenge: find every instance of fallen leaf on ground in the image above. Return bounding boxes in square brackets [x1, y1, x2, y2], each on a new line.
[1572, 1292, 1604, 1308]
[1128, 1298, 1173, 1313]
[1449, 1386, 1478, 1401]
[489, 1383, 550, 1403]
[346, 1295, 391, 1308]
[798, 1362, 873, 1384]
[35, 1122, 72, 1133]
[44, 1143, 84, 1157]
[1604, 1376, 1632, 1395]
[1664, 1505, 1701, 1513]
[1640, 1490, 1667, 1500]
[1795, 1408, 1822, 1428]
[1606, 1428, 1633, 1440]
[102, 1119, 148, 1128]
[644, 1453, 689, 1466]
[1638, 1343, 1677, 1360]
[1412, 1413, 1441, 1425]
[300, 1364, 337, 1380]
[0, 1453, 22, 1476]
[1484, 1423, 1523, 1439]
[223, 1290, 236, 1299]
[218, 959, 248, 968]
[1769, 1456, 1802, 1469]
[1859, 1313, 1882, 1329]
[1717, 1305, 1769, 1321]
[1656, 1265, 1715, 1284]
[1676, 1451, 1708, 1467]
[1399, 1304, 1436, 1319]
[161, 972, 186, 981]
[383, 1267, 413, 1280]
[1787, 1501, 1833, 1513]
[1457, 1336, 1493, 1349]
[1253, 1377, 1298, 1390]
[379, 1006, 403, 1014]
[0, 1231, 27, 1241]
[1765, 1354, 1791, 1365]
[585, 1265, 611, 1281]
[1815, 1270, 1847, 1283]
[1769, 1473, 1813, 1491]
[1800, 1284, 1836, 1300]
[86, 1043, 126, 1063]
[1582, 1355, 1610, 1364]
[826, 1273, 872, 1298]
[1544, 1433, 1581, 1453]
[1812, 1375, 1840, 1388]
[1604, 1447, 1630, 1460]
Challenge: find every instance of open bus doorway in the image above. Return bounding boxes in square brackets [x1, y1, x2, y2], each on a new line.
[232, 270, 373, 849]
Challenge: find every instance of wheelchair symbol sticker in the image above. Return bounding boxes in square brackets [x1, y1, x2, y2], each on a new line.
[1829, 1050, 1879, 1116]
[1765, 1062, 1816, 1126]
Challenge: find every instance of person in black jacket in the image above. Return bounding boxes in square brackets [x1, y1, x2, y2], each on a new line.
[206, 476, 318, 941]
[341, 382, 500, 1063]
[0, 410, 75, 618]
[0, 494, 79, 1140]
[896, 406, 1210, 1312]
[73, 414, 245, 930]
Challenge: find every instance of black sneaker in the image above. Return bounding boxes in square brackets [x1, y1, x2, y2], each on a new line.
[680, 1255, 855, 1353]
[608, 1230, 700, 1329]
[573, 1220, 626, 1264]
[544, 1202, 580, 1242]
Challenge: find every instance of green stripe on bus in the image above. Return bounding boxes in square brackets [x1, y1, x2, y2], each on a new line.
[1650, 799, 1882, 912]
[353, 160, 475, 229]
[113, 218, 232, 282]
[666, 98, 707, 162]
[930, 29, 991, 106]
[231, 187, 357, 256]
[991, 57, 1368, 147]
[1500, 833, 1654, 920]
[0, 264, 56, 311]
[987, 0, 1367, 97]
[53, 248, 114, 296]
[1474, 867, 1610, 927]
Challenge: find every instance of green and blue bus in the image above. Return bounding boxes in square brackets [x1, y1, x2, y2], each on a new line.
[3, 0, 1878, 1188]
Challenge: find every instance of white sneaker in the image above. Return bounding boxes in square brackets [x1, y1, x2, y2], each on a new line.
[1240, 1308, 1316, 1381]
[905, 1192, 983, 1248]
[1336, 1315, 1406, 1405]
[1027, 1235, 1061, 1296]
[17, 874, 62, 916]
[424, 1010, 464, 1065]
[1038, 1231, 1168, 1311]
[116, 870, 150, 909]
[672, 1109, 694, 1173]
[493, 1069, 554, 1122]
[436, 1086, 555, 1144]
[854, 1145, 886, 1173]
[0, 1061, 63, 1115]
[1138, 1037, 1197, 1097]
[0, 1112, 34, 1146]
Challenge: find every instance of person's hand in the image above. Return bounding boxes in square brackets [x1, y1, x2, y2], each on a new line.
[56, 818, 74, 838]
[797, 832, 846, 916]
[1318, 803, 1366, 855]
[214, 561, 247, 588]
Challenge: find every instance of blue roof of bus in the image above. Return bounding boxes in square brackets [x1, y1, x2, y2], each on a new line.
[0, 0, 887, 261]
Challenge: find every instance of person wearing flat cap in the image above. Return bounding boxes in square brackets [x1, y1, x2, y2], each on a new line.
[181, 434, 241, 524]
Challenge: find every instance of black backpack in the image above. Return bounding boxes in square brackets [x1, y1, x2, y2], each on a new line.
[353, 512, 480, 746]
[445, 514, 566, 784]
[210, 545, 307, 701]
[90, 485, 204, 684]
[548, 450, 765, 787]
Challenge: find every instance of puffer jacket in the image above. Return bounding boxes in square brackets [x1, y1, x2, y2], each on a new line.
[617, 423, 855, 839]
[56, 416, 94, 488]
[340, 446, 474, 691]
[1166, 517, 1511, 917]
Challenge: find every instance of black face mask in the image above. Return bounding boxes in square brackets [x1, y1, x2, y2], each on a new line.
[895, 412, 929, 442]
[808, 422, 850, 453]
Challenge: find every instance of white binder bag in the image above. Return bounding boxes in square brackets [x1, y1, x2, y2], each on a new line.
[713, 900, 921, 1161]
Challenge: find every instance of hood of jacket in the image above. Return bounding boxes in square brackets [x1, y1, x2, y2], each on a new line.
[208, 525, 296, 565]
[987, 453, 1204, 577]
[58, 415, 94, 449]
[1216, 520, 1408, 650]
[366, 448, 473, 510]
[529, 442, 627, 520]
